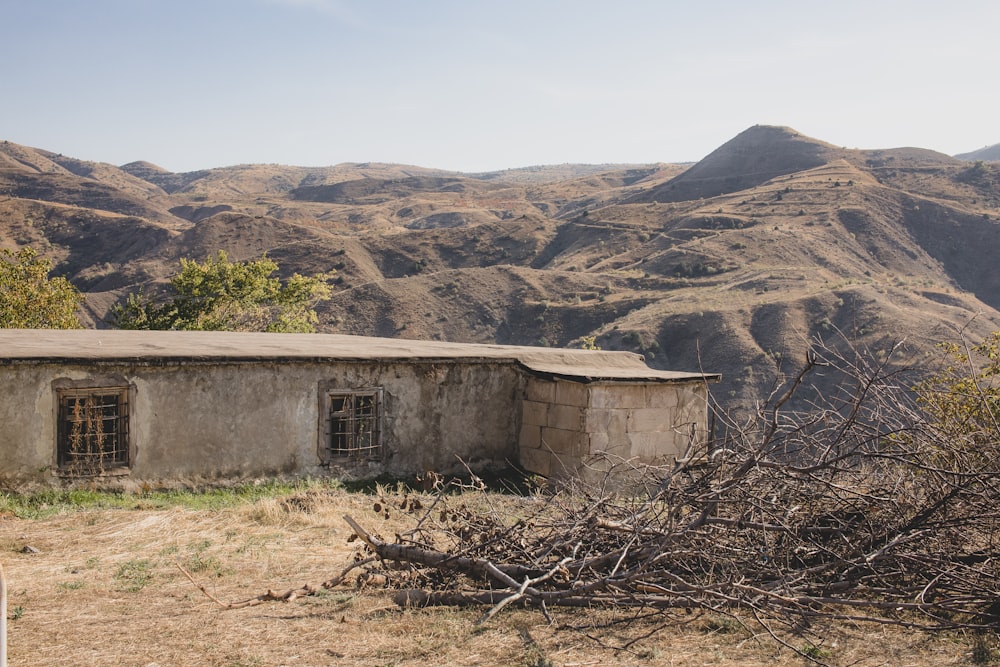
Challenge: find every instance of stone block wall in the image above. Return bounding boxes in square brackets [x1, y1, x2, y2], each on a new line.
[518, 377, 709, 479]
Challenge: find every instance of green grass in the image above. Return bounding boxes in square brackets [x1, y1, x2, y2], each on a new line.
[182, 539, 230, 577]
[0, 469, 532, 519]
[0, 478, 340, 518]
[113, 558, 154, 592]
[56, 580, 85, 591]
[801, 643, 832, 660]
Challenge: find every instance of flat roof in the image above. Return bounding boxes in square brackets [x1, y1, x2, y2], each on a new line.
[0, 329, 718, 383]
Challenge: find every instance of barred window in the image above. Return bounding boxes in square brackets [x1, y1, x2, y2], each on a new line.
[325, 389, 382, 460]
[57, 388, 130, 474]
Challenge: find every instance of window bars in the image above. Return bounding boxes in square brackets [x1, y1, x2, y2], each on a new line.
[326, 389, 382, 460]
[57, 388, 130, 473]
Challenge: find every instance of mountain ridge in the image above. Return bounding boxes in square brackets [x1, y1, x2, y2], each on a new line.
[3, 128, 1000, 412]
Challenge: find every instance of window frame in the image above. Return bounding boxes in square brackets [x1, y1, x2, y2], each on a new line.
[55, 384, 132, 476]
[321, 387, 384, 462]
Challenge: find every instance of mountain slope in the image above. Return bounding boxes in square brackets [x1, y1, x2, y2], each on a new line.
[955, 143, 1000, 161]
[630, 125, 842, 203]
[2, 129, 1000, 413]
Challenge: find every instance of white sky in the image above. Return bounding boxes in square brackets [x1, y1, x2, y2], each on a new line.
[2, 0, 997, 173]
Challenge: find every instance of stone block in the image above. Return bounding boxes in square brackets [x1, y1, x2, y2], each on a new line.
[645, 385, 680, 409]
[588, 431, 609, 453]
[588, 431, 628, 457]
[628, 408, 671, 433]
[519, 423, 541, 450]
[589, 384, 646, 409]
[585, 408, 610, 432]
[519, 445, 551, 477]
[585, 407, 625, 433]
[628, 432, 674, 460]
[521, 400, 548, 427]
[525, 378, 555, 403]
[542, 427, 587, 457]
[548, 403, 584, 431]
[554, 380, 589, 407]
[675, 385, 708, 416]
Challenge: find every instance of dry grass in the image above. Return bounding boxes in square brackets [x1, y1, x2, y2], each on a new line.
[1, 487, 994, 666]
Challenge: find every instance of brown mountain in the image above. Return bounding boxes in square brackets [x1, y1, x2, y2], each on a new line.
[630, 125, 842, 203]
[2, 128, 999, 412]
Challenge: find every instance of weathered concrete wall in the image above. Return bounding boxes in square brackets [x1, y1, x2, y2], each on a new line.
[518, 377, 710, 479]
[0, 365, 62, 484]
[0, 359, 525, 489]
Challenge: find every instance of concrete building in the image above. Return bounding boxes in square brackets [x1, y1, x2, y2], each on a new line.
[0, 330, 717, 490]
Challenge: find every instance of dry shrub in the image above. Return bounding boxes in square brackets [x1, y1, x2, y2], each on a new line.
[341, 335, 1000, 660]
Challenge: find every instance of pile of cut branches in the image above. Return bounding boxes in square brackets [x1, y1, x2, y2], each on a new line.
[344, 338, 1000, 637]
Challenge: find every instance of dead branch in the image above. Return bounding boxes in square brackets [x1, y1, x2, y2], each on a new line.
[334, 334, 1000, 638]
[176, 556, 377, 609]
[195, 333, 1000, 653]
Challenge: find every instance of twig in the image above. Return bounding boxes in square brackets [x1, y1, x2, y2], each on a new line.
[176, 557, 376, 609]
[1, 560, 7, 667]
[476, 545, 579, 625]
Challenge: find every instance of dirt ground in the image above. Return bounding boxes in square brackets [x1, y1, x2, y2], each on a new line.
[1, 488, 992, 666]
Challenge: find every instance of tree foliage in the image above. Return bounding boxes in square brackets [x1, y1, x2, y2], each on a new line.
[0, 246, 83, 329]
[110, 251, 333, 332]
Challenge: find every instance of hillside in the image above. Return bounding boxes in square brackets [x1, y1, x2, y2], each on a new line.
[2, 128, 1000, 413]
[955, 142, 1000, 162]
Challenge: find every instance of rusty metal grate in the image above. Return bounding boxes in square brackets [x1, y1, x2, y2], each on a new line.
[57, 388, 130, 473]
[326, 389, 382, 460]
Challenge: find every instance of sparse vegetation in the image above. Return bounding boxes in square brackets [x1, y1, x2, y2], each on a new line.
[958, 160, 994, 186]
[0, 479, 320, 519]
[113, 558, 154, 592]
[5, 463, 997, 665]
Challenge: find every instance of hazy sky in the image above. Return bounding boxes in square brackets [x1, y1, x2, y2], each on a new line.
[2, 0, 997, 172]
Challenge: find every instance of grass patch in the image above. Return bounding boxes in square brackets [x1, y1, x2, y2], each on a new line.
[183, 538, 229, 577]
[56, 580, 85, 591]
[113, 558, 154, 592]
[0, 470, 529, 520]
[0, 478, 343, 518]
[801, 643, 832, 660]
[701, 615, 745, 635]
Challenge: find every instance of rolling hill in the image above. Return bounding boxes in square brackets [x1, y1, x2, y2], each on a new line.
[2, 127, 999, 413]
[955, 142, 1000, 162]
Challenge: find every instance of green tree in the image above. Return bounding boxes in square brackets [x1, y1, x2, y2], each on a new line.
[0, 247, 83, 329]
[110, 251, 333, 332]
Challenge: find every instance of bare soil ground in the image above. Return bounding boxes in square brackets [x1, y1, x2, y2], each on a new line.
[1, 488, 990, 666]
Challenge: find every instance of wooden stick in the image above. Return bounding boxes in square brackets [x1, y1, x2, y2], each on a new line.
[1, 560, 7, 667]
[176, 557, 376, 609]
[343, 515, 546, 582]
